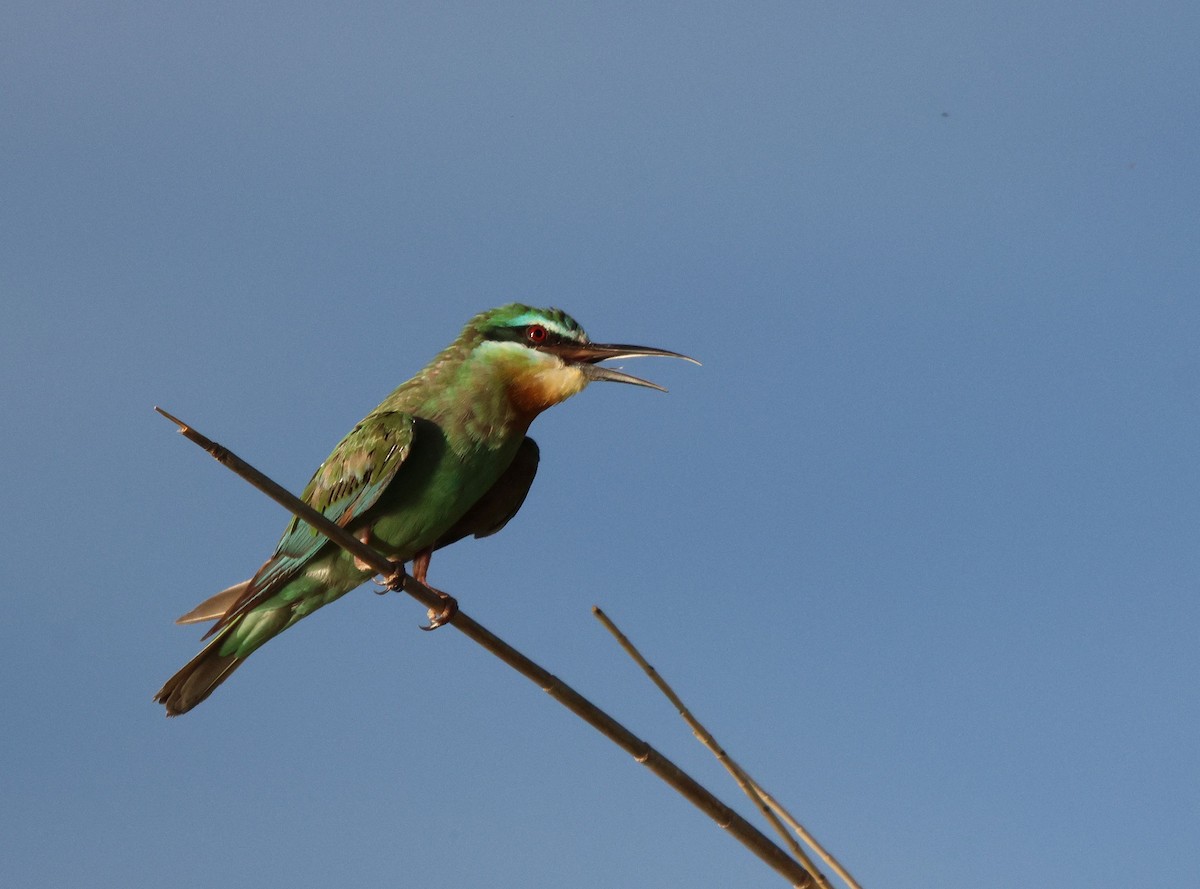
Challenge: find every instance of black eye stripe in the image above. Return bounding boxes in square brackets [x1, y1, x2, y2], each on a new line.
[485, 325, 574, 348]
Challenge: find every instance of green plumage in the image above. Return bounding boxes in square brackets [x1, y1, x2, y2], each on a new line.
[155, 303, 691, 716]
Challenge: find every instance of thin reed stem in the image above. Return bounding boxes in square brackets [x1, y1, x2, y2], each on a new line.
[592, 606, 862, 889]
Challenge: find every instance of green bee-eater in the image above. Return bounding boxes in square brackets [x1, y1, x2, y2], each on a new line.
[155, 304, 694, 715]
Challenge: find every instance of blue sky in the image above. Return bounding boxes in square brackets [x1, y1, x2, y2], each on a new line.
[3, 3, 1198, 887]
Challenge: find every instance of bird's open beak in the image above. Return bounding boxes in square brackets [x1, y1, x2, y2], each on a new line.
[544, 342, 700, 392]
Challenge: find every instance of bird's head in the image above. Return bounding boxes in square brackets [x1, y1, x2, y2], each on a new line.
[466, 304, 698, 416]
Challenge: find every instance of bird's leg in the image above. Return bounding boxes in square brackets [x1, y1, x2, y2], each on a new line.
[354, 527, 376, 572]
[412, 548, 458, 631]
[411, 549, 431, 584]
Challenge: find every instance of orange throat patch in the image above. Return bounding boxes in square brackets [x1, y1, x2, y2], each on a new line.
[507, 361, 588, 416]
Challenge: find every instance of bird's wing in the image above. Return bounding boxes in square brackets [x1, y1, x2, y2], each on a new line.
[203, 411, 416, 637]
[434, 437, 540, 550]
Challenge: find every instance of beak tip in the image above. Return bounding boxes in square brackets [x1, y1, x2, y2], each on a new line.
[569, 342, 697, 390]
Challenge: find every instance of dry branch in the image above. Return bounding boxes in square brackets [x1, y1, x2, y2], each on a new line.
[155, 407, 815, 888]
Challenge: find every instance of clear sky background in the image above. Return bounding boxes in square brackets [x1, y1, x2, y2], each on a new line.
[2, 3, 1197, 887]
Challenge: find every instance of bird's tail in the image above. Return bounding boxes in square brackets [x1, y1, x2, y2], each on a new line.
[154, 629, 247, 717]
[157, 569, 347, 715]
[154, 580, 253, 716]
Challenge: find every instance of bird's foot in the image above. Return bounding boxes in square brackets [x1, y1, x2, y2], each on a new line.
[372, 561, 408, 595]
[420, 588, 459, 631]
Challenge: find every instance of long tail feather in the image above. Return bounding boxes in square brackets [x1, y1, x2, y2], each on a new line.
[154, 631, 246, 716]
[158, 564, 349, 715]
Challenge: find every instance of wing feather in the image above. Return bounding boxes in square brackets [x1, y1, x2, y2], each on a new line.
[204, 411, 416, 636]
[433, 437, 539, 550]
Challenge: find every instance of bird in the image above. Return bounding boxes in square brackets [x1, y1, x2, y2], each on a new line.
[155, 304, 695, 716]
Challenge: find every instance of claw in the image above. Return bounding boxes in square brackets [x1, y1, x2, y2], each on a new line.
[420, 590, 458, 631]
[373, 561, 408, 595]
[370, 547, 454, 627]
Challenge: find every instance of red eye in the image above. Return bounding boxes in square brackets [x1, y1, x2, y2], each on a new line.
[526, 324, 548, 344]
